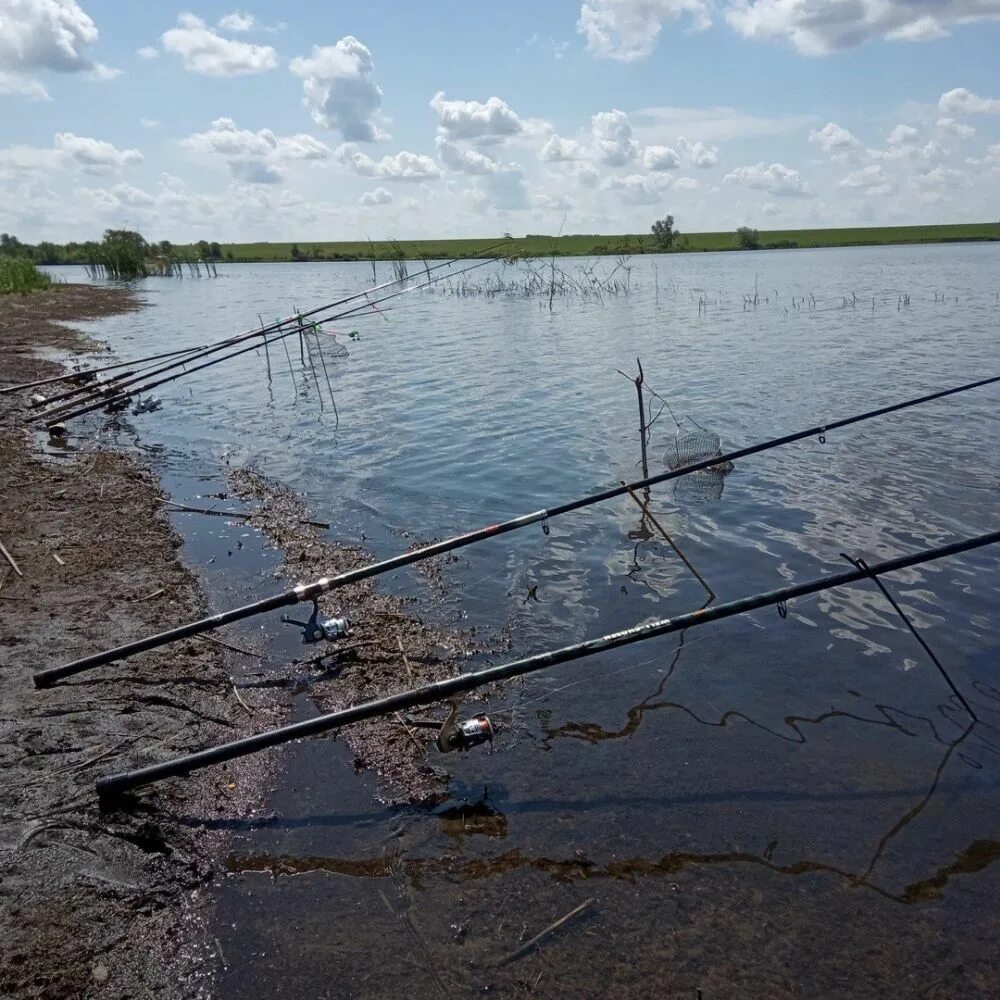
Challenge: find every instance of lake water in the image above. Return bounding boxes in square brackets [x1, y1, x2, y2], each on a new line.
[52, 244, 999, 998]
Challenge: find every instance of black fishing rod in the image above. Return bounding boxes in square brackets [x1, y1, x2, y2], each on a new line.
[94, 527, 1000, 799]
[41, 256, 510, 427]
[34, 371, 999, 688]
[36, 241, 513, 420]
[0, 345, 205, 397]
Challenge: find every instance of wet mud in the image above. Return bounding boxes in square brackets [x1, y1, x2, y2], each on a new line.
[0, 286, 283, 998]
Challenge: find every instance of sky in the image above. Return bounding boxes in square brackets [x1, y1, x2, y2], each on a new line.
[1, 0, 999, 243]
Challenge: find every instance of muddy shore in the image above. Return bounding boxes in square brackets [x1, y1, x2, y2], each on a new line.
[1, 284, 497, 998]
[0, 286, 286, 998]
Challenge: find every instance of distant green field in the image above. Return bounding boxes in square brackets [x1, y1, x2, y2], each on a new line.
[178, 223, 1000, 262]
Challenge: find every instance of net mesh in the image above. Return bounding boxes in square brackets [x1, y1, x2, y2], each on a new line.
[663, 428, 723, 470]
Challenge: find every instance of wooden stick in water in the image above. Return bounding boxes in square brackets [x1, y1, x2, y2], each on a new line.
[498, 897, 595, 966]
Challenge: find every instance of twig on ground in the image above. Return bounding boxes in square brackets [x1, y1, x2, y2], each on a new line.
[498, 897, 595, 966]
[232, 684, 254, 716]
[129, 586, 165, 603]
[0, 537, 23, 577]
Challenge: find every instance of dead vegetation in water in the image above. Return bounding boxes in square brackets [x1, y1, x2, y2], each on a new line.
[227, 467, 505, 803]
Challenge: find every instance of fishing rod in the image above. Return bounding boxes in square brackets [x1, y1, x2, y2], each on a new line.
[94, 527, 1000, 799]
[35, 240, 513, 420]
[40, 255, 512, 428]
[34, 371, 999, 688]
[0, 345, 206, 397]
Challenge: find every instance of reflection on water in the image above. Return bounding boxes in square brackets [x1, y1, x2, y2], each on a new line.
[54, 244, 1000, 996]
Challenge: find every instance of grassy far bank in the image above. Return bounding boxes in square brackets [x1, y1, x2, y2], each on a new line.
[175, 222, 1000, 262]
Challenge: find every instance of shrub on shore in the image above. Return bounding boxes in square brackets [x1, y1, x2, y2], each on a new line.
[0, 257, 52, 293]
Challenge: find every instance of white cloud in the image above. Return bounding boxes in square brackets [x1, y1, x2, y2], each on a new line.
[677, 135, 718, 167]
[839, 164, 895, 194]
[674, 176, 701, 190]
[887, 123, 919, 145]
[290, 38, 387, 141]
[430, 91, 525, 144]
[0, 144, 65, 178]
[359, 186, 393, 206]
[218, 11, 255, 32]
[0, 0, 118, 99]
[436, 137, 513, 174]
[136, 46, 158, 60]
[936, 117, 975, 139]
[602, 172, 673, 204]
[89, 62, 120, 80]
[539, 135, 583, 162]
[726, 0, 1000, 57]
[338, 143, 440, 181]
[808, 122, 862, 157]
[760, 201, 779, 216]
[139, 117, 161, 129]
[0, 69, 49, 99]
[53, 132, 143, 173]
[724, 161, 811, 196]
[162, 13, 278, 76]
[183, 117, 330, 183]
[577, 0, 712, 62]
[228, 160, 282, 184]
[642, 144, 680, 170]
[869, 138, 943, 162]
[938, 87, 1000, 115]
[917, 165, 965, 187]
[592, 109, 638, 165]
[477, 168, 530, 210]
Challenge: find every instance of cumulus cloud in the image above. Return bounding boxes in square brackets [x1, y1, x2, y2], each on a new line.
[724, 161, 811, 196]
[0, 0, 119, 99]
[577, 0, 712, 62]
[838, 164, 895, 194]
[591, 109, 638, 165]
[477, 168, 530, 210]
[185, 117, 330, 160]
[725, 0, 1000, 57]
[939, 87, 1000, 115]
[869, 138, 943, 162]
[359, 186, 393, 206]
[887, 123, 919, 145]
[436, 137, 515, 174]
[602, 172, 674, 204]
[917, 165, 965, 187]
[642, 145, 680, 170]
[936, 117, 975, 138]
[430, 91, 525, 144]
[162, 13, 277, 76]
[808, 122, 862, 157]
[218, 11, 255, 32]
[53, 132, 142, 173]
[338, 143, 440, 181]
[539, 134, 583, 162]
[136, 46, 158, 60]
[290, 38, 387, 141]
[183, 117, 330, 183]
[677, 135, 718, 167]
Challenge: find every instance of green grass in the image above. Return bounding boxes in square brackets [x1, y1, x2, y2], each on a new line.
[177, 223, 1000, 262]
[0, 257, 53, 293]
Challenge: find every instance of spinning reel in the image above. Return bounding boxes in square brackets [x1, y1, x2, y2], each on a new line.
[281, 599, 350, 644]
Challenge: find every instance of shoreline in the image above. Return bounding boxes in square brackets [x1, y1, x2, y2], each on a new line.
[0, 285, 284, 998]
